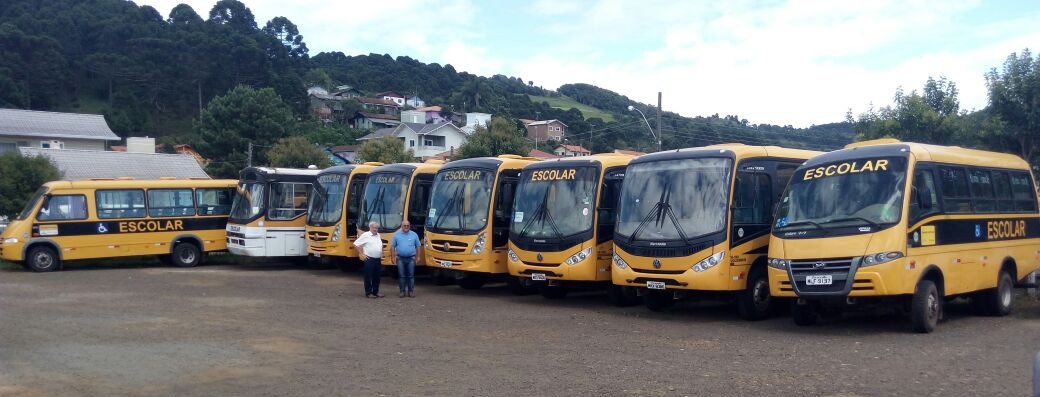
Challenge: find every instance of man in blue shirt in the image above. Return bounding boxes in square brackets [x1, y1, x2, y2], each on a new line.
[391, 221, 422, 297]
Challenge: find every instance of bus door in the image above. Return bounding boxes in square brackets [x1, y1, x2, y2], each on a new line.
[408, 174, 434, 239]
[492, 170, 520, 249]
[731, 161, 774, 262]
[346, 174, 367, 238]
[597, 167, 626, 267]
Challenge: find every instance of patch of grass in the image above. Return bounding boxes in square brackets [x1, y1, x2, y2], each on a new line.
[528, 95, 615, 122]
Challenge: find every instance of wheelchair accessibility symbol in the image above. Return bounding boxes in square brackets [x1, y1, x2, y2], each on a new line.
[97, 223, 109, 234]
[974, 224, 981, 239]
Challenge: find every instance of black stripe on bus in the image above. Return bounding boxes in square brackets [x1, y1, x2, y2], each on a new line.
[32, 217, 229, 237]
[907, 217, 1040, 248]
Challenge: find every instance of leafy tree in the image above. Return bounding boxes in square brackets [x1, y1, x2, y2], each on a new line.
[456, 117, 532, 159]
[208, 0, 257, 31]
[986, 49, 1040, 163]
[168, 4, 203, 25]
[195, 85, 295, 178]
[0, 23, 67, 109]
[266, 136, 331, 169]
[357, 137, 415, 164]
[850, 77, 965, 145]
[0, 152, 61, 217]
[303, 68, 334, 90]
[299, 121, 366, 146]
[263, 16, 308, 59]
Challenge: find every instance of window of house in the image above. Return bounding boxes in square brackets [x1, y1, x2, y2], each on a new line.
[37, 195, 88, 221]
[424, 139, 434, 146]
[0, 142, 16, 154]
[410, 140, 415, 147]
[268, 183, 310, 220]
[197, 188, 234, 215]
[147, 189, 196, 217]
[96, 189, 147, 219]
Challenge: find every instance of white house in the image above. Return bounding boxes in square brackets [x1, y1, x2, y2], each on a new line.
[400, 110, 426, 124]
[553, 143, 591, 157]
[461, 112, 492, 135]
[357, 122, 469, 160]
[406, 95, 425, 108]
[376, 91, 406, 107]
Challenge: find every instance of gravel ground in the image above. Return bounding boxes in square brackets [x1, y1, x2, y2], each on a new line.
[1, 257, 1038, 397]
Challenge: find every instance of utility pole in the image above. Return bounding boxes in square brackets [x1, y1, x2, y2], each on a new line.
[247, 142, 253, 167]
[656, 92, 663, 152]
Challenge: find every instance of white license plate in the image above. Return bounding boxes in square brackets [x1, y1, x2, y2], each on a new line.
[805, 275, 833, 286]
[646, 281, 666, 290]
[531, 273, 546, 281]
[439, 260, 453, 268]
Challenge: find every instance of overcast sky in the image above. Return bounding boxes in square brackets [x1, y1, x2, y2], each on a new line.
[139, 0, 1040, 127]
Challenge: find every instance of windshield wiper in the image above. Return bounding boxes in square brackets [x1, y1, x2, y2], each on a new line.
[368, 186, 388, 228]
[822, 217, 881, 229]
[519, 187, 563, 239]
[433, 185, 464, 230]
[627, 180, 692, 246]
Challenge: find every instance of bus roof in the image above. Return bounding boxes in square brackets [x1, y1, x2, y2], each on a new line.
[439, 155, 540, 172]
[43, 179, 238, 190]
[819, 139, 1030, 170]
[368, 162, 442, 176]
[240, 167, 322, 176]
[632, 144, 821, 165]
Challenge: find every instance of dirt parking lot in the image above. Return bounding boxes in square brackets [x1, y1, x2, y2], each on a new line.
[1, 257, 1039, 397]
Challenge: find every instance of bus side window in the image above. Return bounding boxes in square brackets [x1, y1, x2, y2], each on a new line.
[196, 188, 233, 215]
[96, 189, 146, 219]
[991, 171, 1014, 213]
[775, 163, 798, 198]
[37, 195, 88, 221]
[1010, 172, 1038, 212]
[968, 169, 995, 213]
[938, 167, 972, 213]
[269, 183, 309, 220]
[910, 168, 939, 221]
[492, 175, 518, 247]
[732, 172, 771, 225]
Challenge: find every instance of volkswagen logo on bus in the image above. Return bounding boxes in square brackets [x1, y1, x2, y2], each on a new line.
[813, 262, 826, 269]
[653, 258, 662, 269]
[536, 253, 544, 262]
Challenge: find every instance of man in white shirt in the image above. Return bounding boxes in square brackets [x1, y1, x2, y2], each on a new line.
[354, 221, 384, 298]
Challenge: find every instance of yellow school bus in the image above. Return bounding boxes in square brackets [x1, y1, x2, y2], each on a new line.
[769, 139, 1040, 332]
[304, 162, 382, 270]
[507, 153, 635, 302]
[356, 160, 443, 270]
[0, 178, 236, 271]
[425, 155, 539, 289]
[612, 144, 821, 319]
[226, 167, 320, 258]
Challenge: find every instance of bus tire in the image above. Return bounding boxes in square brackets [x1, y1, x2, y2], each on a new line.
[26, 245, 60, 272]
[540, 285, 568, 299]
[643, 290, 674, 312]
[977, 270, 1014, 317]
[737, 267, 772, 321]
[458, 274, 485, 290]
[607, 285, 639, 307]
[171, 242, 201, 268]
[910, 279, 941, 333]
[791, 301, 819, 326]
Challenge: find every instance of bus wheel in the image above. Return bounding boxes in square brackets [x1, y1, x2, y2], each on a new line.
[540, 285, 568, 299]
[26, 245, 60, 272]
[910, 279, 941, 333]
[976, 270, 1014, 317]
[737, 268, 772, 321]
[171, 243, 201, 268]
[607, 285, 639, 307]
[643, 290, 674, 312]
[791, 301, 819, 326]
[458, 274, 485, 290]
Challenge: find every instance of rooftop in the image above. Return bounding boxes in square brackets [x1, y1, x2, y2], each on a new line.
[0, 108, 120, 141]
[20, 148, 210, 180]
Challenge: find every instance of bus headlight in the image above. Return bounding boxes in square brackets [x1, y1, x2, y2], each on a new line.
[2, 237, 18, 244]
[767, 258, 790, 270]
[612, 253, 629, 269]
[507, 249, 519, 263]
[564, 248, 593, 266]
[692, 251, 725, 272]
[331, 225, 341, 242]
[860, 251, 903, 267]
[471, 232, 486, 255]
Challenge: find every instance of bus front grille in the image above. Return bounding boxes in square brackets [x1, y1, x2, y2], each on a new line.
[308, 231, 329, 241]
[789, 257, 858, 295]
[430, 240, 468, 253]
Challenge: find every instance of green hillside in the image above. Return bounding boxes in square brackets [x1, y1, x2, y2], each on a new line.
[528, 95, 615, 122]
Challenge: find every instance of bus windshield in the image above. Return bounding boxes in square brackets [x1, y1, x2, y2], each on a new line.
[775, 157, 907, 232]
[16, 187, 47, 221]
[230, 182, 265, 223]
[616, 158, 732, 243]
[359, 172, 408, 230]
[426, 168, 494, 234]
[511, 166, 598, 240]
[307, 173, 347, 226]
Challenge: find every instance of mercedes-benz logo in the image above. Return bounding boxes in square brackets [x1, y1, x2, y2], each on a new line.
[813, 262, 825, 269]
[653, 258, 662, 269]
[537, 253, 544, 262]
[442, 242, 450, 251]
